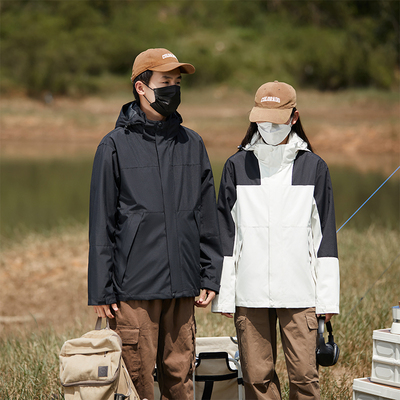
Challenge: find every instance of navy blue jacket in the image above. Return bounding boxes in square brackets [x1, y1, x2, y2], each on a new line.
[88, 102, 222, 305]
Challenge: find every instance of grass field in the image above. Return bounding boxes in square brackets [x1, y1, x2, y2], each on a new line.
[0, 225, 399, 399]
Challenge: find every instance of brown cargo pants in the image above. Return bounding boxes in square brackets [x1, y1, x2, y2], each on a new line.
[235, 307, 320, 400]
[110, 298, 196, 400]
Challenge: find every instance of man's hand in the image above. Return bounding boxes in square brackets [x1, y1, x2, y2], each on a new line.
[195, 289, 216, 308]
[93, 303, 118, 318]
[221, 313, 233, 318]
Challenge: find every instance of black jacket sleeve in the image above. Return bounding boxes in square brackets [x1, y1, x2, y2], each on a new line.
[87, 140, 120, 305]
[217, 159, 238, 257]
[314, 158, 338, 259]
[198, 142, 223, 293]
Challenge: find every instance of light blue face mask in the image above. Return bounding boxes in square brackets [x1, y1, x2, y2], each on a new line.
[257, 120, 292, 145]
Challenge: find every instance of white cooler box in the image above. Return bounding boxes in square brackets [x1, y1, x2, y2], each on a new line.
[372, 329, 400, 388]
[353, 378, 400, 400]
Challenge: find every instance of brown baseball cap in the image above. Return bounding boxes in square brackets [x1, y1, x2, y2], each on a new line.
[131, 48, 195, 82]
[249, 81, 296, 124]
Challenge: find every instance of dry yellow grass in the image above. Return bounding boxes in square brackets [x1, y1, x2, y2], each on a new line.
[1, 225, 398, 399]
[0, 225, 92, 335]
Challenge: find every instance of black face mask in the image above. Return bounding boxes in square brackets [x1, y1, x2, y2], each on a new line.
[144, 83, 181, 117]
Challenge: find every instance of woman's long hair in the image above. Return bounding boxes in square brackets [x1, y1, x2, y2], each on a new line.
[240, 108, 314, 153]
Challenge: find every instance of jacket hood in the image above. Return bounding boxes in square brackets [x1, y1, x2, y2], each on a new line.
[115, 101, 183, 137]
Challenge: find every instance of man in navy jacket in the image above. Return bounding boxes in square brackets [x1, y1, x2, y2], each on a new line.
[88, 48, 223, 400]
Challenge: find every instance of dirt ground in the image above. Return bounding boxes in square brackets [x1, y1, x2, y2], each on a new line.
[0, 88, 399, 334]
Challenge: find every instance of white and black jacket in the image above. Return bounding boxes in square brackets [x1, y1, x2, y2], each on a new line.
[212, 132, 340, 315]
[88, 102, 223, 306]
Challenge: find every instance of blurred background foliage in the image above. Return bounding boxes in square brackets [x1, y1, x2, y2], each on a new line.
[1, 0, 399, 97]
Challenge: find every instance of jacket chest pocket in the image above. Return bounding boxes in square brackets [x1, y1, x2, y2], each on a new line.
[115, 211, 144, 283]
[121, 212, 144, 260]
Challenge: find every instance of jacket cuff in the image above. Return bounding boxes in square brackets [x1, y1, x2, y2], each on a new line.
[200, 277, 220, 294]
[211, 295, 235, 314]
[88, 294, 117, 306]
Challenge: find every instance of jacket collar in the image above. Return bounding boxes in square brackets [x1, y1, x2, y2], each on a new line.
[115, 101, 183, 140]
[245, 132, 309, 170]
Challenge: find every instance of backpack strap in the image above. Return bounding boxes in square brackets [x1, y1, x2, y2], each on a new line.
[95, 316, 110, 330]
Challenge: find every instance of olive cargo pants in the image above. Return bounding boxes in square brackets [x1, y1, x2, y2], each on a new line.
[235, 307, 320, 400]
[110, 298, 196, 400]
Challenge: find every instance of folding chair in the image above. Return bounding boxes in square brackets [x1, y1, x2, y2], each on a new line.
[194, 336, 244, 400]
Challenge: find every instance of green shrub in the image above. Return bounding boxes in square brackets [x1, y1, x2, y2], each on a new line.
[0, 1, 398, 96]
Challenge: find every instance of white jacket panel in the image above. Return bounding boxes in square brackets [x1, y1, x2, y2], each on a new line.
[212, 133, 340, 315]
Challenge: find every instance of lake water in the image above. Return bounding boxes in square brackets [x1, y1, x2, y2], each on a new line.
[1, 157, 399, 240]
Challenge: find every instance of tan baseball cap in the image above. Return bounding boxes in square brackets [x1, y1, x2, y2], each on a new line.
[131, 48, 195, 82]
[249, 81, 296, 124]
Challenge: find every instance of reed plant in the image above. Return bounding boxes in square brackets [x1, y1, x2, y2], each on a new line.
[0, 226, 399, 399]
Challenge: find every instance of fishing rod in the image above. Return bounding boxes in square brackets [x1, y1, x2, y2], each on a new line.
[336, 165, 400, 233]
[337, 165, 400, 316]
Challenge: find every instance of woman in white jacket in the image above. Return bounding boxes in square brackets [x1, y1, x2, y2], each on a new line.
[212, 81, 340, 399]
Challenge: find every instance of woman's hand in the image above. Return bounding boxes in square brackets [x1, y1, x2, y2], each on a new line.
[317, 313, 335, 323]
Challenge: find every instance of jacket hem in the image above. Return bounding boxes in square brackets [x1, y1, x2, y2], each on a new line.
[116, 290, 200, 302]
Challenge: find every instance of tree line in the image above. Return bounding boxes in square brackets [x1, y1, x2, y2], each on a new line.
[1, 0, 398, 97]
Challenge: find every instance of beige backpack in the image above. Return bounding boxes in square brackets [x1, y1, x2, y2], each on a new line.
[60, 317, 139, 400]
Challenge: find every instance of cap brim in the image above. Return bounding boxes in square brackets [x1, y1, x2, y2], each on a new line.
[151, 62, 195, 75]
[249, 107, 292, 124]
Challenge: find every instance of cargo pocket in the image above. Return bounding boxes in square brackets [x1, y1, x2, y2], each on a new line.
[118, 327, 140, 380]
[305, 310, 318, 366]
[235, 307, 247, 332]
